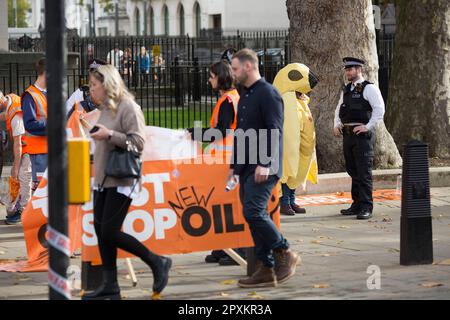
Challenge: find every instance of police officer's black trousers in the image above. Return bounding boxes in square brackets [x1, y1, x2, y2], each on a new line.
[343, 129, 375, 212]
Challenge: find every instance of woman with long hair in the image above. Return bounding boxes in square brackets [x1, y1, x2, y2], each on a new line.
[83, 64, 172, 300]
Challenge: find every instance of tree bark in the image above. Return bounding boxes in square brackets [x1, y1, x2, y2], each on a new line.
[286, 0, 402, 173]
[386, 0, 450, 158]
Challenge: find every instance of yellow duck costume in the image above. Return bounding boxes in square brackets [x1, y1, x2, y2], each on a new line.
[273, 63, 319, 215]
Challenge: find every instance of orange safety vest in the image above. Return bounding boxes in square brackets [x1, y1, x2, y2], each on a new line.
[5, 93, 29, 156]
[206, 89, 239, 156]
[22, 85, 48, 155]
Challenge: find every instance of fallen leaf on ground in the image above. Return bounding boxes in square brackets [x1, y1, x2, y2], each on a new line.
[420, 282, 443, 288]
[311, 240, 322, 244]
[313, 283, 330, 289]
[311, 228, 319, 233]
[16, 275, 31, 281]
[339, 225, 350, 229]
[248, 291, 265, 299]
[321, 254, 331, 257]
[220, 279, 236, 285]
[388, 248, 400, 253]
[220, 292, 229, 297]
[0, 259, 18, 264]
[336, 192, 344, 196]
[382, 217, 393, 222]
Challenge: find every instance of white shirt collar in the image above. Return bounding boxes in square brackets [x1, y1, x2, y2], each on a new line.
[352, 77, 365, 86]
[34, 83, 47, 93]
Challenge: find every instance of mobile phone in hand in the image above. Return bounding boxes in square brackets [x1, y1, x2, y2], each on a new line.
[89, 126, 100, 134]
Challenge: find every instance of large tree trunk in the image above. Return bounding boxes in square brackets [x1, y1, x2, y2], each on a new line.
[286, 0, 402, 173]
[386, 0, 450, 158]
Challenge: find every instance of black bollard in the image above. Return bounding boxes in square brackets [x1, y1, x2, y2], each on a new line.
[400, 140, 433, 265]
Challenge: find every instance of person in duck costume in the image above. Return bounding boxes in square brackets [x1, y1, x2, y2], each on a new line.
[273, 63, 319, 215]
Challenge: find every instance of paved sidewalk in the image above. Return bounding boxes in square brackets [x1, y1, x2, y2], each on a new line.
[0, 188, 449, 300]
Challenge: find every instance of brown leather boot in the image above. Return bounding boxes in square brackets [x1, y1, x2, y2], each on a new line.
[280, 204, 295, 216]
[273, 248, 301, 284]
[238, 264, 277, 288]
[290, 203, 306, 214]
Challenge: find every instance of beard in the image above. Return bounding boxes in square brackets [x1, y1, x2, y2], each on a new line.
[235, 73, 248, 86]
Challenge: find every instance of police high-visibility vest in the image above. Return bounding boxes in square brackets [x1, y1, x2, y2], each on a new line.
[206, 89, 239, 155]
[5, 93, 29, 156]
[23, 85, 48, 155]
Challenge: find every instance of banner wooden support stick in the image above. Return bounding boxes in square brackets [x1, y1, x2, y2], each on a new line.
[125, 258, 138, 287]
[223, 249, 247, 269]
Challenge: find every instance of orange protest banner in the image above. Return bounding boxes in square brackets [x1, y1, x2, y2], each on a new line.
[81, 159, 280, 261]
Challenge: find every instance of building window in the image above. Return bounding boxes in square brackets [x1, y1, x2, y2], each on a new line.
[212, 14, 221, 30]
[135, 8, 141, 36]
[179, 5, 185, 35]
[163, 5, 169, 36]
[149, 6, 155, 36]
[194, 2, 201, 37]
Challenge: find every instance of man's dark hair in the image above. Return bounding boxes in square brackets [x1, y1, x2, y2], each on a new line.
[232, 48, 259, 66]
[210, 60, 235, 91]
[35, 57, 46, 76]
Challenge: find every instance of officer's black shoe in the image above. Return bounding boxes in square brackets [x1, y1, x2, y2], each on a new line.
[82, 270, 121, 300]
[341, 207, 359, 215]
[357, 210, 373, 220]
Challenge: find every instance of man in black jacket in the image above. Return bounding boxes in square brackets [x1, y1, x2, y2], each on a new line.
[228, 49, 300, 288]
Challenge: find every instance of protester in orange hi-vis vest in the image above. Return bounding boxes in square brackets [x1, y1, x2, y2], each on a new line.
[186, 60, 238, 156]
[21, 58, 47, 192]
[0, 91, 32, 225]
[186, 60, 245, 266]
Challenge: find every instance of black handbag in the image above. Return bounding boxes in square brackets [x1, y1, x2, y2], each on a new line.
[104, 138, 142, 179]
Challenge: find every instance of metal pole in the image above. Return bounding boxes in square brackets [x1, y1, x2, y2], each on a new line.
[45, 0, 70, 300]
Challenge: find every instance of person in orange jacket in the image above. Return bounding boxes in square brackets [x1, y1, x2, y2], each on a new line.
[21, 58, 47, 192]
[0, 91, 32, 225]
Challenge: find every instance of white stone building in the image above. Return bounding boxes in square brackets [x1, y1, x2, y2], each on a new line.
[126, 0, 290, 36]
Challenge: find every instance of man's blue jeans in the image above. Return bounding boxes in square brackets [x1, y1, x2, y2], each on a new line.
[280, 183, 296, 205]
[239, 173, 289, 268]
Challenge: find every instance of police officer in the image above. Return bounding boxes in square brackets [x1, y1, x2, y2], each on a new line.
[333, 57, 385, 220]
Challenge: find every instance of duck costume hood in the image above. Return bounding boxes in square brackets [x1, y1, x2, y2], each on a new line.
[273, 63, 319, 190]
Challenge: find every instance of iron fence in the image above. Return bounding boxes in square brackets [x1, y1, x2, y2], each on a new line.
[2, 31, 394, 166]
